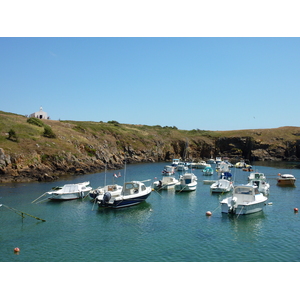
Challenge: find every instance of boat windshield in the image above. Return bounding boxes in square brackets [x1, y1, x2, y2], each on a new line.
[124, 182, 139, 190]
[234, 187, 253, 195]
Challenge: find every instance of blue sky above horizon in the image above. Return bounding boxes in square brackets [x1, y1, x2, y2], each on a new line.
[1, 37, 300, 131]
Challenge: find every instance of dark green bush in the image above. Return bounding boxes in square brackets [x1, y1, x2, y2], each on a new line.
[27, 117, 45, 127]
[7, 129, 18, 142]
[43, 125, 56, 138]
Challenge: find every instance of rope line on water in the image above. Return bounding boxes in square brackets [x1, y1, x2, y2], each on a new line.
[1, 204, 46, 222]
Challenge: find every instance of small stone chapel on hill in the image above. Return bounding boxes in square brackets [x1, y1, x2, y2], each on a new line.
[29, 107, 48, 119]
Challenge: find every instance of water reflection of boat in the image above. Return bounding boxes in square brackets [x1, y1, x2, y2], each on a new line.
[96, 201, 153, 222]
[222, 210, 266, 243]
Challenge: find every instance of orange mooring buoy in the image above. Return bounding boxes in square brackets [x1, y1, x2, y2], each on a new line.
[294, 208, 298, 213]
[14, 247, 20, 253]
[206, 211, 212, 216]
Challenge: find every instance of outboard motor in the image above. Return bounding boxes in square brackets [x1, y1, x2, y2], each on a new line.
[103, 192, 112, 205]
[229, 197, 237, 214]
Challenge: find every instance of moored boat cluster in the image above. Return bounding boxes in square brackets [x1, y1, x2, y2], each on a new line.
[32, 157, 297, 215]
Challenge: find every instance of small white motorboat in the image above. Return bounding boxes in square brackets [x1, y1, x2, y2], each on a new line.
[171, 158, 180, 167]
[206, 158, 216, 164]
[162, 165, 176, 176]
[216, 161, 231, 173]
[210, 172, 233, 193]
[215, 157, 222, 164]
[235, 161, 248, 168]
[176, 162, 188, 172]
[247, 172, 270, 195]
[247, 179, 270, 195]
[47, 181, 92, 200]
[220, 184, 268, 215]
[97, 180, 152, 208]
[248, 172, 266, 181]
[175, 172, 197, 192]
[153, 176, 179, 190]
[192, 161, 211, 169]
[277, 173, 296, 186]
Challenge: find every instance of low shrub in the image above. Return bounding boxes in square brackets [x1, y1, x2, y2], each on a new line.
[27, 117, 45, 127]
[7, 129, 18, 142]
[43, 125, 56, 138]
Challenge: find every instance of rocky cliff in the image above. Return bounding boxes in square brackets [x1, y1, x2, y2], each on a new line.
[1, 111, 300, 183]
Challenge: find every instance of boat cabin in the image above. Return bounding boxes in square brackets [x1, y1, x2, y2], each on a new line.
[233, 185, 260, 204]
[123, 181, 146, 196]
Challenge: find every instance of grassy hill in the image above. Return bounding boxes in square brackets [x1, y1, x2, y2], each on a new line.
[1, 110, 300, 182]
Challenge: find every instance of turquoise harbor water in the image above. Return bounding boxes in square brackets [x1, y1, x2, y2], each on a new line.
[1, 161, 300, 262]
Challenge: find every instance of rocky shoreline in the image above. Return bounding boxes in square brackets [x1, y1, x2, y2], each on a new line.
[1, 133, 300, 183]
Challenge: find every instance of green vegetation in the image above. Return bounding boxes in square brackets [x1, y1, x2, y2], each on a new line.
[1, 110, 300, 164]
[27, 117, 56, 138]
[27, 117, 45, 127]
[43, 125, 56, 138]
[7, 129, 18, 142]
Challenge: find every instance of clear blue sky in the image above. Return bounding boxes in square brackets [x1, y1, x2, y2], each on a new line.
[1, 37, 299, 131]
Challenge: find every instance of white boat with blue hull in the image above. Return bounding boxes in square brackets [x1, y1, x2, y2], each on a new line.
[220, 184, 267, 215]
[97, 180, 152, 208]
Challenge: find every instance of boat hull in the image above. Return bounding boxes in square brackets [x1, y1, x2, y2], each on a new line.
[48, 190, 90, 200]
[153, 177, 179, 190]
[211, 187, 232, 193]
[153, 182, 176, 190]
[98, 191, 151, 208]
[221, 200, 267, 215]
[210, 179, 233, 193]
[277, 179, 296, 186]
[175, 183, 197, 192]
[277, 174, 296, 186]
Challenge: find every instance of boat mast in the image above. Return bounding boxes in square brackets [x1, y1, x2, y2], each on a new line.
[104, 163, 107, 186]
[123, 156, 127, 186]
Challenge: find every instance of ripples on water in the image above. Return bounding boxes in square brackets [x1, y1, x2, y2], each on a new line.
[1, 162, 300, 262]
